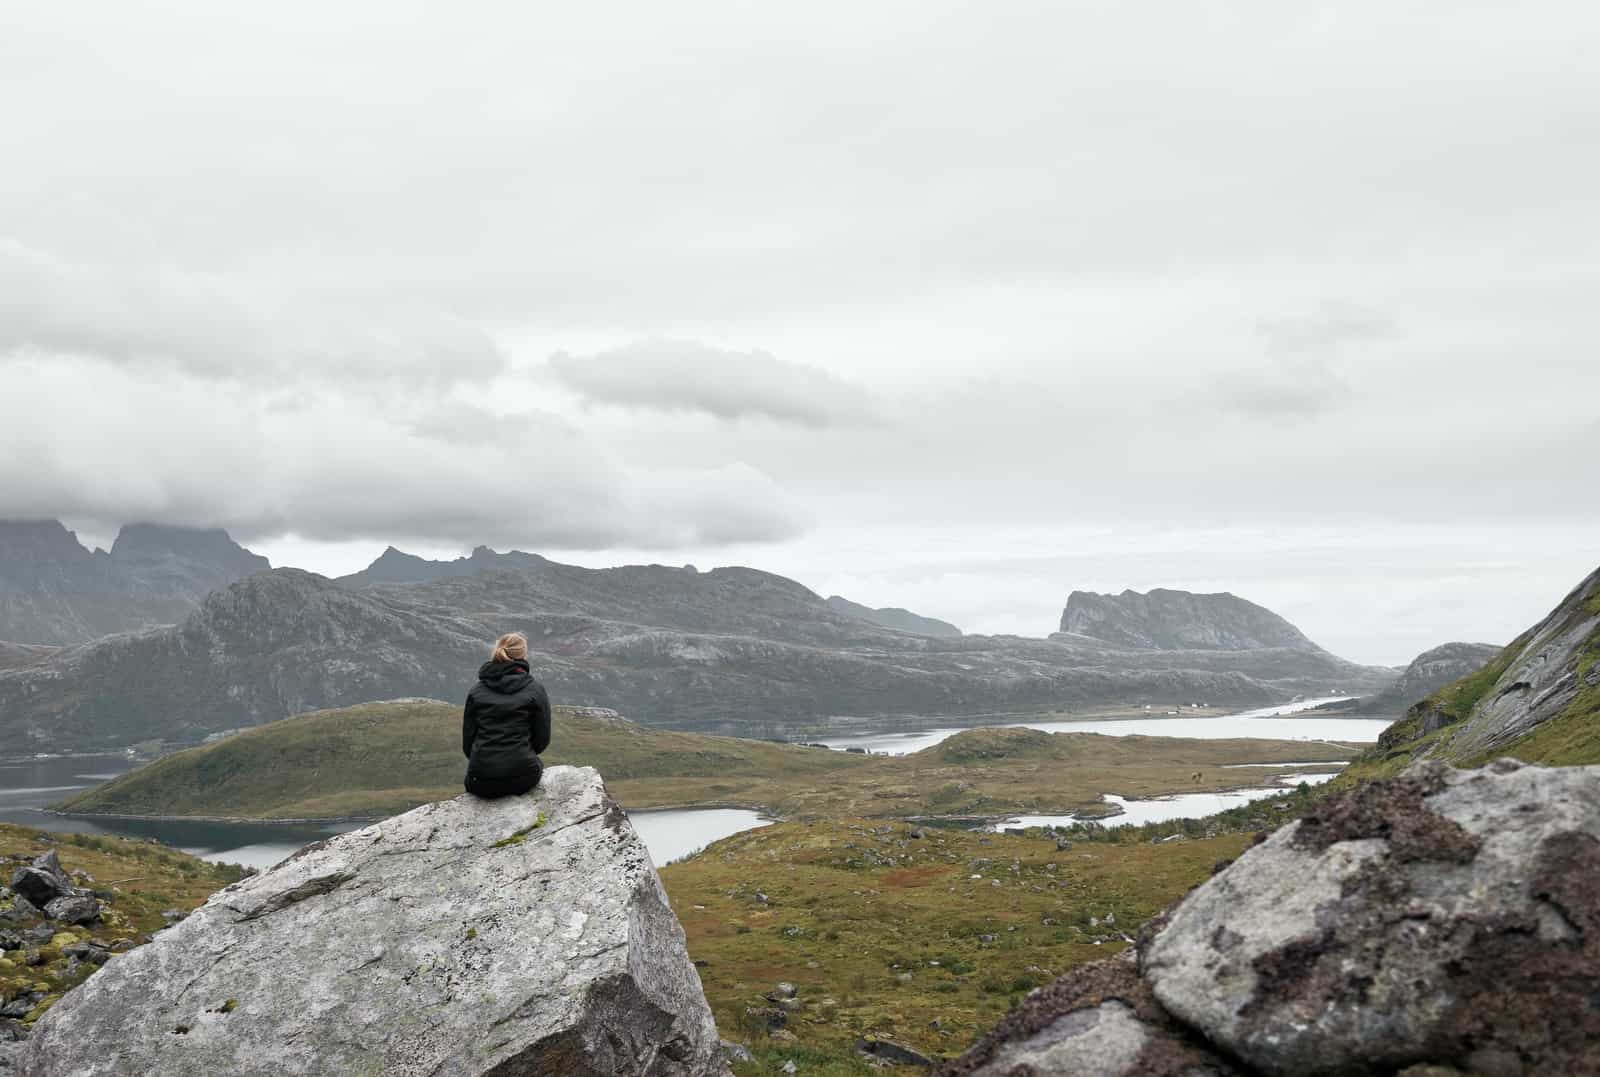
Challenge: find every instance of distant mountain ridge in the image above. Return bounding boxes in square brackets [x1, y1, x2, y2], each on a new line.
[1057, 588, 1323, 653]
[337, 545, 552, 588]
[824, 595, 961, 637]
[1316, 641, 1503, 717]
[0, 519, 269, 644]
[0, 559, 1394, 752]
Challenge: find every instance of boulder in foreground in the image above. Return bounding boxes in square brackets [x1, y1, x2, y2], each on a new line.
[940, 759, 1600, 1077]
[23, 766, 727, 1076]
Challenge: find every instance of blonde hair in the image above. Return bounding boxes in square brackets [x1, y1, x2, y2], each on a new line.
[490, 632, 528, 662]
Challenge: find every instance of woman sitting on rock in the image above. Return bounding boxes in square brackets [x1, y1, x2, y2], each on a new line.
[462, 632, 551, 799]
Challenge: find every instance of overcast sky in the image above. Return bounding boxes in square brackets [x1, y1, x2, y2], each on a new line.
[3, 2, 1596, 663]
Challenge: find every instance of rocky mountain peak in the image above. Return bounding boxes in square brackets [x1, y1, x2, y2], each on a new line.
[0, 519, 97, 574]
[108, 523, 269, 577]
[1058, 587, 1322, 653]
[0, 518, 272, 645]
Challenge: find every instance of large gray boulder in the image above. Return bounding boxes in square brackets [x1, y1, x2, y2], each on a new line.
[22, 766, 728, 1077]
[940, 760, 1600, 1076]
[1142, 759, 1600, 1075]
[935, 954, 1237, 1077]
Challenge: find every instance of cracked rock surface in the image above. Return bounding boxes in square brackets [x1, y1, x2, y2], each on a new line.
[939, 760, 1600, 1077]
[22, 766, 727, 1076]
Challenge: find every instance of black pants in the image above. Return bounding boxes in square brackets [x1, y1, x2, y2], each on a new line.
[464, 760, 542, 799]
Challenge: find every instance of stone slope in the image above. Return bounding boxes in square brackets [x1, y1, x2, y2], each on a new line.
[0, 519, 268, 645]
[23, 766, 727, 1077]
[0, 568, 1392, 751]
[941, 759, 1600, 1076]
[1369, 641, 1503, 716]
[1058, 588, 1322, 653]
[1350, 565, 1600, 776]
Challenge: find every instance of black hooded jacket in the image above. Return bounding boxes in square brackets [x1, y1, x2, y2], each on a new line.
[462, 659, 551, 780]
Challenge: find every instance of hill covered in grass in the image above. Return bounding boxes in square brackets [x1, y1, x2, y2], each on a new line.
[1341, 565, 1600, 782]
[55, 701, 1349, 822]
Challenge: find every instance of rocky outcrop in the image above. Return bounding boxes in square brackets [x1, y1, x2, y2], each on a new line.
[825, 595, 962, 638]
[0, 519, 268, 645]
[1320, 641, 1503, 719]
[7, 851, 102, 928]
[1441, 568, 1599, 757]
[1378, 641, 1502, 712]
[0, 565, 1393, 752]
[23, 766, 728, 1076]
[940, 759, 1600, 1076]
[1350, 565, 1600, 775]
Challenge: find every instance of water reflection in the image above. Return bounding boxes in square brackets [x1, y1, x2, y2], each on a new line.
[0, 755, 771, 869]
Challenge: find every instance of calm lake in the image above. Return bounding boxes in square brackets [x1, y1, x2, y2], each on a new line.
[0, 755, 769, 869]
[1, 697, 1377, 867]
[817, 697, 1392, 755]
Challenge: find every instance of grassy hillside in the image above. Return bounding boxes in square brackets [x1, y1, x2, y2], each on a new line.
[659, 820, 1250, 1073]
[56, 700, 1350, 822]
[0, 824, 245, 1028]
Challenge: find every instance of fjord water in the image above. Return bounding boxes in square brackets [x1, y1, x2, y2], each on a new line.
[0, 754, 768, 869]
[817, 696, 1391, 755]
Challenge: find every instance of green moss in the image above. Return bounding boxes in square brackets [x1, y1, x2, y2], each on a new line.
[491, 812, 547, 848]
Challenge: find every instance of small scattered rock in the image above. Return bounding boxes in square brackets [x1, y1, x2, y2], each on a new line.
[719, 1040, 755, 1065]
[858, 1038, 934, 1066]
[42, 894, 100, 926]
[7, 869, 66, 910]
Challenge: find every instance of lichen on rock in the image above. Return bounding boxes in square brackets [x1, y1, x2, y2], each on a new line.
[22, 766, 728, 1076]
[940, 760, 1600, 1077]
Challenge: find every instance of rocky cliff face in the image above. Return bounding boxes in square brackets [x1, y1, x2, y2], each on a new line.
[0, 519, 268, 645]
[1353, 565, 1600, 775]
[23, 767, 728, 1076]
[1366, 641, 1502, 716]
[825, 595, 962, 638]
[941, 758, 1600, 1075]
[1058, 588, 1322, 653]
[0, 566, 1393, 751]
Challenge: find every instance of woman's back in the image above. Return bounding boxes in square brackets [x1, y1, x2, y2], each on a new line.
[463, 633, 551, 797]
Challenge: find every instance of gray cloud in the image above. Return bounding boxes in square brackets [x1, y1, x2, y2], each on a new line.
[1212, 303, 1397, 417]
[1, 1, 1596, 660]
[0, 353, 806, 550]
[0, 239, 504, 385]
[549, 340, 879, 427]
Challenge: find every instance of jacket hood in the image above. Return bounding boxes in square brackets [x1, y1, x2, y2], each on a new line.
[478, 658, 532, 694]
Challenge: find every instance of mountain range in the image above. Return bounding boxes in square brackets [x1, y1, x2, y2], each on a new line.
[0, 526, 1395, 752]
[0, 519, 269, 644]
